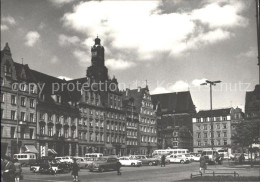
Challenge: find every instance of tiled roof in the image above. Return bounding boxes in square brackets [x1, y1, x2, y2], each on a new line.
[151, 91, 196, 114]
[196, 108, 232, 118]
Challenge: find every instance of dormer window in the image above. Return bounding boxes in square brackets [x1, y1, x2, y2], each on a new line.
[56, 95, 61, 103]
[20, 84, 26, 91]
[4, 62, 12, 74]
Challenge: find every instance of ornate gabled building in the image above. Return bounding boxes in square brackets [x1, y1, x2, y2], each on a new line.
[125, 86, 157, 155]
[151, 91, 196, 152]
[122, 89, 139, 155]
[1, 43, 38, 156]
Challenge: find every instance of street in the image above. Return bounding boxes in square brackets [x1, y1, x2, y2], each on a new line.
[22, 162, 199, 182]
[19, 161, 260, 182]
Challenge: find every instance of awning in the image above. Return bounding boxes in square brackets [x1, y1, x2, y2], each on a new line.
[25, 145, 39, 153]
[48, 149, 58, 155]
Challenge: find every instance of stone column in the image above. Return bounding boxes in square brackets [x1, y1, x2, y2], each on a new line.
[69, 143, 72, 156]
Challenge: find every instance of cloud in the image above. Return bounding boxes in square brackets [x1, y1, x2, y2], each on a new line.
[59, 34, 80, 46]
[105, 59, 136, 71]
[151, 80, 189, 94]
[1, 25, 9, 31]
[50, 56, 60, 64]
[62, 0, 248, 60]
[25, 31, 40, 47]
[192, 78, 207, 86]
[237, 47, 258, 58]
[192, 1, 248, 28]
[48, 0, 74, 7]
[73, 49, 90, 66]
[57, 76, 72, 80]
[2, 16, 16, 25]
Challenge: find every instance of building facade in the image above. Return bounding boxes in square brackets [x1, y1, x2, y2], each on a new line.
[151, 92, 196, 152]
[126, 86, 158, 155]
[192, 107, 244, 154]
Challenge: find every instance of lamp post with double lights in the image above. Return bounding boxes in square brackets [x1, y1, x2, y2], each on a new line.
[201, 80, 221, 150]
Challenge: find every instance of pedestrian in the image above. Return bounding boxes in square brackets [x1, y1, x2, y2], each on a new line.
[71, 158, 80, 182]
[2, 156, 16, 182]
[199, 153, 207, 174]
[116, 159, 122, 175]
[14, 159, 22, 182]
[161, 155, 166, 167]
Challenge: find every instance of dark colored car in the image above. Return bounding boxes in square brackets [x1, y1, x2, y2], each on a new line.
[88, 156, 118, 172]
[129, 155, 159, 166]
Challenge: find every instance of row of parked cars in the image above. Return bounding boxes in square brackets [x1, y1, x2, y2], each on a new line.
[29, 153, 201, 174]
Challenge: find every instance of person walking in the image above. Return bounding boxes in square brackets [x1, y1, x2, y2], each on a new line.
[14, 159, 22, 182]
[199, 154, 207, 174]
[3, 156, 16, 182]
[71, 158, 80, 182]
[116, 159, 122, 175]
[161, 155, 166, 167]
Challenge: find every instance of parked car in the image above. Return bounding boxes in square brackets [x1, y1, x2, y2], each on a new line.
[30, 159, 62, 174]
[88, 156, 118, 172]
[129, 155, 158, 166]
[202, 150, 219, 164]
[73, 157, 89, 169]
[166, 154, 190, 164]
[190, 153, 201, 162]
[119, 157, 142, 167]
[153, 155, 170, 165]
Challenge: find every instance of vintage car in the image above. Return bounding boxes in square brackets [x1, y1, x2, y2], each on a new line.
[119, 157, 142, 166]
[73, 157, 89, 169]
[129, 155, 158, 166]
[88, 156, 118, 172]
[189, 153, 201, 162]
[166, 154, 190, 164]
[153, 155, 170, 165]
[30, 159, 70, 174]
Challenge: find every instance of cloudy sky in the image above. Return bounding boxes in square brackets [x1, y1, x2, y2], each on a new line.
[1, 0, 259, 111]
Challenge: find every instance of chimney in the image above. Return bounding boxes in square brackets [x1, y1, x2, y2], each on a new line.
[126, 88, 129, 96]
[137, 86, 141, 92]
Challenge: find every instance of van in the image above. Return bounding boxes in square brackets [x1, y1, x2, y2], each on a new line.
[85, 153, 103, 158]
[202, 150, 219, 164]
[13, 153, 36, 166]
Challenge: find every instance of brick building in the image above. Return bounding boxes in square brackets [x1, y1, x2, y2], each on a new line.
[151, 91, 196, 152]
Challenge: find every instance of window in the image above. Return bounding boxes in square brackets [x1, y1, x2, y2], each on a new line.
[21, 97, 26, 106]
[223, 132, 227, 137]
[217, 132, 221, 138]
[197, 133, 201, 138]
[224, 140, 227, 145]
[56, 95, 61, 103]
[204, 133, 207, 138]
[0, 93, 4, 103]
[30, 99, 35, 108]
[48, 126, 53, 136]
[29, 113, 34, 122]
[204, 140, 208, 146]
[217, 124, 220, 129]
[40, 126, 45, 135]
[11, 95, 16, 105]
[211, 140, 214, 146]
[10, 127, 15, 138]
[197, 125, 201, 130]
[64, 128, 68, 138]
[203, 125, 207, 130]
[20, 84, 26, 91]
[217, 140, 221, 145]
[1, 109, 4, 119]
[223, 124, 227, 129]
[71, 130, 75, 138]
[56, 128, 61, 137]
[20, 112, 25, 121]
[11, 110, 16, 120]
[223, 117, 227, 121]
[197, 141, 201, 146]
[1, 126, 3, 137]
[29, 128, 34, 139]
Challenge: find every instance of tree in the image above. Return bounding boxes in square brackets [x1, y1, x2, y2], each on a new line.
[232, 119, 260, 165]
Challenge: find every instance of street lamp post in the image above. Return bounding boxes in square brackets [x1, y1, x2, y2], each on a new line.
[201, 80, 221, 150]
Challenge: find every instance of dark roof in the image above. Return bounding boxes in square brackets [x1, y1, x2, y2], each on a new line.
[122, 87, 149, 112]
[151, 91, 196, 114]
[196, 108, 232, 118]
[13, 62, 37, 82]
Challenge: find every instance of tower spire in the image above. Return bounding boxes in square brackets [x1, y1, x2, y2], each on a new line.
[256, 0, 260, 84]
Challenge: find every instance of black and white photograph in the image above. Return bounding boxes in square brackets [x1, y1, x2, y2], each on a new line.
[1, 0, 260, 181]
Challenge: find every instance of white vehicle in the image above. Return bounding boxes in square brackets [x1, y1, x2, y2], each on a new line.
[55, 157, 66, 162]
[13, 153, 36, 166]
[166, 154, 190, 164]
[152, 149, 189, 156]
[85, 153, 103, 158]
[218, 149, 233, 159]
[190, 153, 201, 162]
[62, 156, 74, 163]
[119, 157, 142, 167]
[202, 150, 219, 164]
